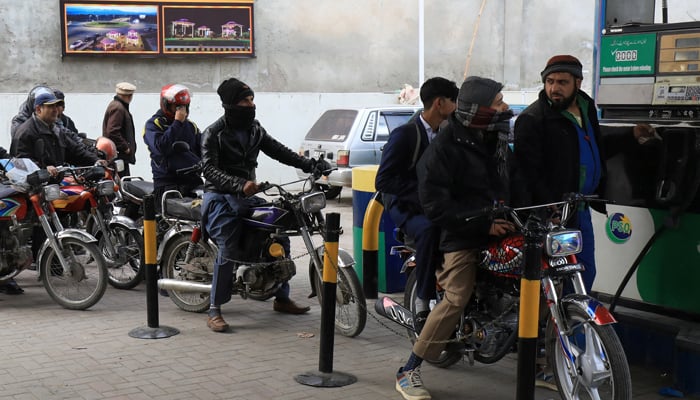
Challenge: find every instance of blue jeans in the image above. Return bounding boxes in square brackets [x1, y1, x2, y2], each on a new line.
[202, 192, 290, 307]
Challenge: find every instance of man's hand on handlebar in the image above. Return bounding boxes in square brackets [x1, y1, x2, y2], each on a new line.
[243, 180, 259, 197]
[312, 158, 332, 179]
[489, 218, 516, 236]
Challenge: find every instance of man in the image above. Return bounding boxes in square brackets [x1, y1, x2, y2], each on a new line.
[200, 77, 328, 333]
[11, 85, 54, 139]
[513, 55, 602, 293]
[13, 91, 105, 176]
[395, 76, 516, 400]
[53, 89, 79, 134]
[11, 91, 107, 294]
[143, 83, 202, 212]
[103, 82, 137, 176]
[375, 77, 458, 333]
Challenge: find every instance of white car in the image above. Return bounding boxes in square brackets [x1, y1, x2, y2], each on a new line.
[296, 106, 420, 199]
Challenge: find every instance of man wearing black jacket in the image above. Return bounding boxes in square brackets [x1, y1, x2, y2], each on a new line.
[200, 78, 328, 332]
[513, 55, 602, 293]
[394, 77, 516, 400]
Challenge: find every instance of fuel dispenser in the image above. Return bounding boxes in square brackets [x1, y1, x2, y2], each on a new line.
[595, 19, 700, 318]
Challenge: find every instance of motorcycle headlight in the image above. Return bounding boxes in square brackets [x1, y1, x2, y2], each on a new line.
[545, 229, 582, 257]
[300, 191, 326, 213]
[97, 180, 115, 196]
[43, 184, 62, 201]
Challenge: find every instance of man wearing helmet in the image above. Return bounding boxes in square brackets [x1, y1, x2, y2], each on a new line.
[143, 84, 203, 212]
[199, 78, 329, 332]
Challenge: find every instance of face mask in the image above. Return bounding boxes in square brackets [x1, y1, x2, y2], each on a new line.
[225, 105, 256, 130]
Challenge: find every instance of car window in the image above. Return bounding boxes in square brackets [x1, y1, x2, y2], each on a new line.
[364, 111, 417, 142]
[304, 109, 358, 141]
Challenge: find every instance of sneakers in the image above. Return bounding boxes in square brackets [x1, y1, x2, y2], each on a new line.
[273, 299, 310, 314]
[396, 367, 431, 400]
[535, 370, 558, 392]
[207, 315, 229, 332]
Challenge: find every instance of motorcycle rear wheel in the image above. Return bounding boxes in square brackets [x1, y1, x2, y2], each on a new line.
[309, 253, 366, 337]
[546, 303, 632, 400]
[403, 270, 463, 368]
[40, 237, 108, 310]
[161, 233, 213, 313]
[98, 225, 144, 290]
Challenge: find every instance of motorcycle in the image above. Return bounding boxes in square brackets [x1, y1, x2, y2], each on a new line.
[157, 168, 368, 337]
[52, 164, 144, 289]
[0, 158, 108, 310]
[375, 195, 632, 399]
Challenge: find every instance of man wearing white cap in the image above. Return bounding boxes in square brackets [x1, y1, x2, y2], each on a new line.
[103, 81, 137, 175]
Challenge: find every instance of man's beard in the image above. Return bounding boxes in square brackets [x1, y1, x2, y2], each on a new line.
[550, 91, 577, 111]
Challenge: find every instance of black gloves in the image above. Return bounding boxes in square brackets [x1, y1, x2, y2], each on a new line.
[312, 158, 331, 179]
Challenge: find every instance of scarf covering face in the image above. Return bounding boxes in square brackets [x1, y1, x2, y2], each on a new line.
[454, 104, 514, 180]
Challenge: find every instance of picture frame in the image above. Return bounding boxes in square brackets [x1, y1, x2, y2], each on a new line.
[59, 0, 254, 58]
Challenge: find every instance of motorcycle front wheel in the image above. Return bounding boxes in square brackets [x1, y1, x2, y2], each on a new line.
[161, 233, 213, 313]
[40, 237, 108, 310]
[98, 225, 144, 290]
[403, 270, 463, 368]
[546, 302, 632, 400]
[309, 252, 366, 337]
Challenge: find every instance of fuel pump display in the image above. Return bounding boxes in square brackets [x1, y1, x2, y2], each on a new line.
[594, 19, 700, 317]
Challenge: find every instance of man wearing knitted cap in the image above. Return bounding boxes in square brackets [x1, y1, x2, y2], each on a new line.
[394, 76, 518, 400]
[514, 55, 601, 297]
[199, 78, 330, 332]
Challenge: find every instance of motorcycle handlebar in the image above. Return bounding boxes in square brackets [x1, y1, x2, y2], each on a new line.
[464, 194, 611, 229]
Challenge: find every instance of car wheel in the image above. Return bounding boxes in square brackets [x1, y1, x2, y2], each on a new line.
[316, 184, 342, 200]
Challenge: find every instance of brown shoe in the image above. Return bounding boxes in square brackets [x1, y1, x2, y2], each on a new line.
[207, 315, 229, 332]
[273, 299, 310, 315]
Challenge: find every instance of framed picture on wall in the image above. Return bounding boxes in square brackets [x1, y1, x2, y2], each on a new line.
[162, 4, 254, 56]
[59, 1, 254, 57]
[61, 2, 160, 55]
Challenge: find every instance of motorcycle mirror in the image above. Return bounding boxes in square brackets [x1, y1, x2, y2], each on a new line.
[114, 159, 125, 172]
[172, 141, 191, 153]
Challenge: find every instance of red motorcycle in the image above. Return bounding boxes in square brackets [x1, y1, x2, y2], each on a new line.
[53, 164, 144, 289]
[0, 158, 108, 310]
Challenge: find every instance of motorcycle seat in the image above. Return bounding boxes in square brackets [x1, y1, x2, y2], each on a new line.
[164, 197, 202, 221]
[122, 180, 154, 202]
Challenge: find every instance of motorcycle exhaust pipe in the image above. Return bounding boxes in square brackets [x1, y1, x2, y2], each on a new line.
[158, 278, 212, 293]
[374, 296, 416, 332]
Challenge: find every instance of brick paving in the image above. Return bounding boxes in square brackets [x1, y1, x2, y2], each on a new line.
[0, 194, 677, 399]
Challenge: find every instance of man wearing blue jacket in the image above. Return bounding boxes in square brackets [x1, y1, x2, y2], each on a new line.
[375, 77, 458, 333]
[143, 83, 203, 212]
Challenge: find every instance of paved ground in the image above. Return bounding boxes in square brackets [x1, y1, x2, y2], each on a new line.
[0, 193, 684, 399]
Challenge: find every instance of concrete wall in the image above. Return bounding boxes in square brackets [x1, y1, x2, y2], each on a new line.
[1, 0, 698, 183]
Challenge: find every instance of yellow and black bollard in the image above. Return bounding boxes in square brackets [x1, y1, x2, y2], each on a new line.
[360, 192, 384, 299]
[295, 212, 356, 387]
[129, 194, 179, 339]
[516, 229, 543, 399]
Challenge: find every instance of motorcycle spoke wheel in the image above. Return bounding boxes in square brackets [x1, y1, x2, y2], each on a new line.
[101, 225, 144, 290]
[162, 234, 213, 313]
[310, 257, 366, 337]
[403, 270, 463, 368]
[40, 238, 108, 310]
[546, 304, 632, 400]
